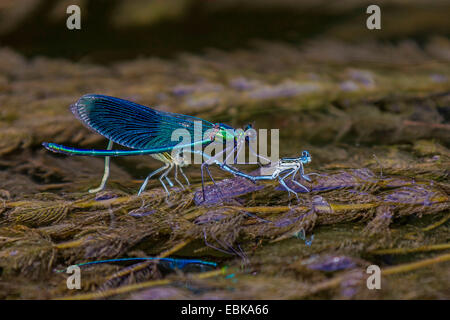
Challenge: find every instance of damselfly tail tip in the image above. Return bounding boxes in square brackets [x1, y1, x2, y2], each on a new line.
[42, 142, 58, 153]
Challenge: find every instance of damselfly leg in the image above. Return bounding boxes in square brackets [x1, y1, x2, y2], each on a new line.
[89, 139, 114, 193]
[138, 163, 170, 196]
[175, 165, 190, 188]
[89, 142, 184, 196]
[279, 170, 300, 202]
[138, 152, 190, 196]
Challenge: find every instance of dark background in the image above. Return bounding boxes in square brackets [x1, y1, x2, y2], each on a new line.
[0, 0, 449, 63]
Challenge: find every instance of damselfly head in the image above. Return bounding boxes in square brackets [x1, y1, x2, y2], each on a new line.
[300, 150, 311, 164]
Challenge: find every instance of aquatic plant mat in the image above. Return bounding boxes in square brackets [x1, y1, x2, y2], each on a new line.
[0, 38, 449, 299]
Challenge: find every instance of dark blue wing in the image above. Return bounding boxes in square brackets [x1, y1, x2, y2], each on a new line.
[71, 94, 215, 150]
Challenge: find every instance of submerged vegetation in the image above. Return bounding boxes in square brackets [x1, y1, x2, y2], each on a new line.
[0, 36, 449, 299]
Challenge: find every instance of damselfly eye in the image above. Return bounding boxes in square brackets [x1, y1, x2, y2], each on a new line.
[244, 126, 257, 142]
[301, 151, 311, 163]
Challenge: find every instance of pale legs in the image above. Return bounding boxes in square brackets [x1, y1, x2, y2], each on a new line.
[137, 151, 190, 196]
[89, 140, 114, 193]
[89, 141, 190, 196]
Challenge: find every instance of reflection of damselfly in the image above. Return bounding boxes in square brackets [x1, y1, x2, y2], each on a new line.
[55, 257, 217, 273]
